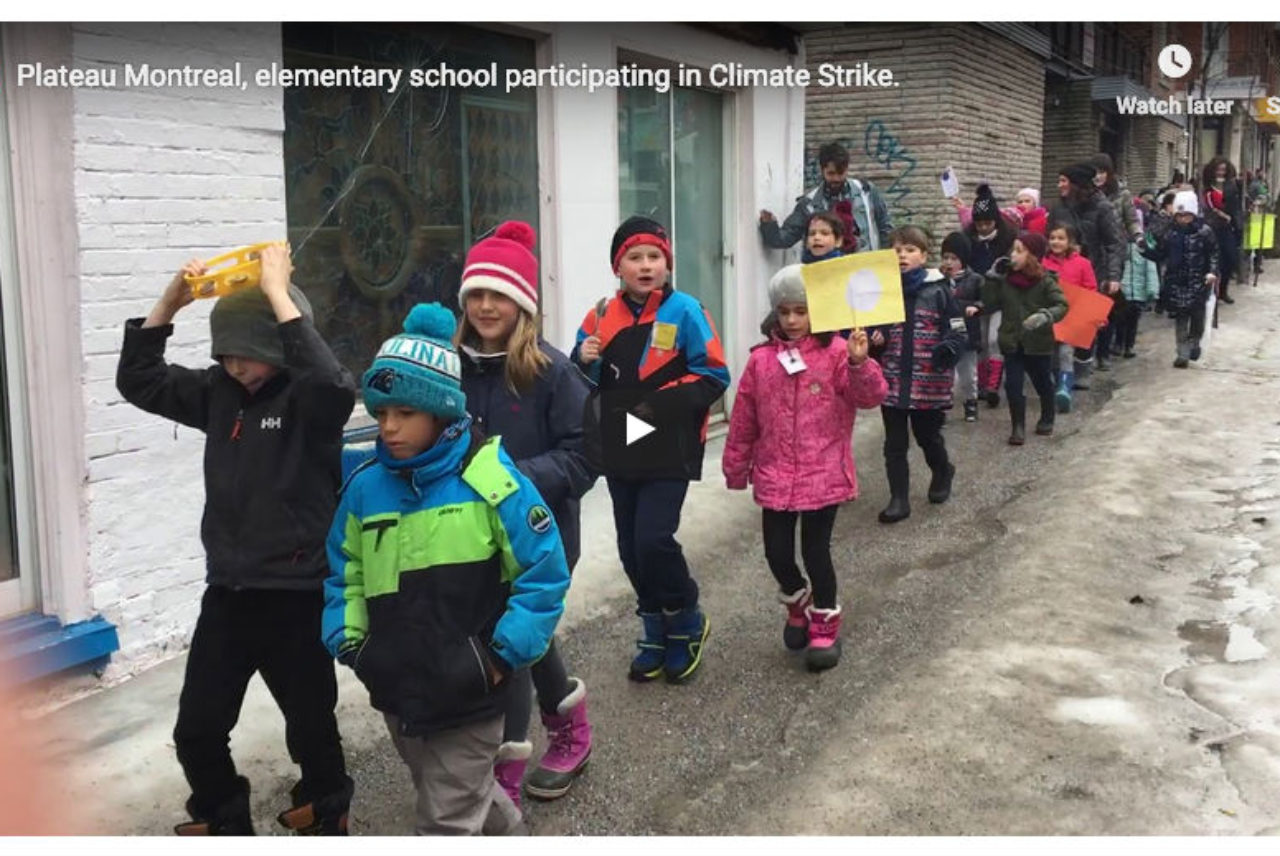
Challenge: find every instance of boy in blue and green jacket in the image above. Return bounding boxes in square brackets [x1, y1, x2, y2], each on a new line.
[323, 303, 569, 836]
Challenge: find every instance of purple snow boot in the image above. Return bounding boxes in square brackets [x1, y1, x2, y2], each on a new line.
[493, 740, 532, 811]
[524, 677, 592, 801]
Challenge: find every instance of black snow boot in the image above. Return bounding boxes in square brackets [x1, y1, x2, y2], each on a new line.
[277, 774, 354, 835]
[927, 462, 955, 504]
[1035, 395, 1055, 436]
[1007, 399, 1026, 446]
[878, 457, 911, 524]
[175, 776, 255, 836]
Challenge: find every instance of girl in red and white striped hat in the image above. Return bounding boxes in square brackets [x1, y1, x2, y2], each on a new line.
[455, 221, 598, 808]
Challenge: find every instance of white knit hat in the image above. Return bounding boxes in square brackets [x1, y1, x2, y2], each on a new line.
[1173, 190, 1199, 217]
[767, 264, 807, 308]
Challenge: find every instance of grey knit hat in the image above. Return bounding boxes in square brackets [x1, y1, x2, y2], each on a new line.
[767, 264, 807, 308]
[210, 284, 314, 366]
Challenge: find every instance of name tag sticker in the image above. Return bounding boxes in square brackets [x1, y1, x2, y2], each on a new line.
[651, 322, 678, 351]
[778, 348, 807, 375]
[949, 317, 967, 332]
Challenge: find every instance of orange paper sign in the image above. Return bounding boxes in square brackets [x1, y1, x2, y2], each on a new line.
[1053, 283, 1113, 349]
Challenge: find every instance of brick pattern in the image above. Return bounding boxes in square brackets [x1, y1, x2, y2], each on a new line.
[1041, 79, 1098, 204]
[71, 23, 286, 674]
[1125, 116, 1185, 196]
[803, 24, 1045, 254]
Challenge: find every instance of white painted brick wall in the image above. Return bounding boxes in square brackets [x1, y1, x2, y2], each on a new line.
[71, 22, 286, 676]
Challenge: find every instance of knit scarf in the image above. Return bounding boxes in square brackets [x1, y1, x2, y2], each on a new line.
[901, 267, 929, 298]
[1007, 271, 1039, 290]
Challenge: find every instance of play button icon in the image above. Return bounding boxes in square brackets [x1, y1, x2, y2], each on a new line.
[582, 388, 687, 478]
[625, 411, 656, 446]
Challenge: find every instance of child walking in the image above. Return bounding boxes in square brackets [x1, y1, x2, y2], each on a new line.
[869, 226, 967, 524]
[722, 265, 887, 671]
[1115, 222, 1162, 359]
[1042, 224, 1097, 412]
[1148, 191, 1220, 367]
[977, 232, 1069, 444]
[957, 185, 1018, 408]
[116, 245, 355, 836]
[454, 221, 597, 805]
[572, 216, 729, 683]
[803, 211, 846, 263]
[324, 303, 570, 836]
[939, 231, 985, 421]
[1015, 187, 1049, 236]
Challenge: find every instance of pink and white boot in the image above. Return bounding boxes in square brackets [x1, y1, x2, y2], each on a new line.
[493, 740, 532, 811]
[524, 677, 592, 801]
[779, 587, 812, 651]
[805, 605, 843, 672]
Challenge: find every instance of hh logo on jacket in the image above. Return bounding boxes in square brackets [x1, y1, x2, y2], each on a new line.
[261, 416, 283, 430]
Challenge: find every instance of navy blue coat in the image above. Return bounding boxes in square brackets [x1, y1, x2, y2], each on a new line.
[460, 341, 597, 570]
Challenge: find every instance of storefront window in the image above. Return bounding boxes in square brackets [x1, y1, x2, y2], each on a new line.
[282, 23, 539, 381]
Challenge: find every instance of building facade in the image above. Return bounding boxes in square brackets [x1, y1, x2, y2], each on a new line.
[0, 21, 801, 679]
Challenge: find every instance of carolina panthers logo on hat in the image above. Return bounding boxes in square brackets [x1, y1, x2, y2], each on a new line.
[368, 367, 397, 394]
[527, 505, 552, 535]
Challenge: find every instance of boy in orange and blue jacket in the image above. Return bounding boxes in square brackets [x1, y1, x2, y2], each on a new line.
[571, 216, 729, 685]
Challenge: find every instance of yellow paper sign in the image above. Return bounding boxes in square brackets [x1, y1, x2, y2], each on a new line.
[1244, 214, 1276, 251]
[651, 322, 678, 350]
[801, 250, 905, 333]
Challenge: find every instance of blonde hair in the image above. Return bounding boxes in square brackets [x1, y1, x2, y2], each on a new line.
[456, 310, 550, 395]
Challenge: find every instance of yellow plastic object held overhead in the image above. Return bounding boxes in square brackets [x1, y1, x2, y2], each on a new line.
[185, 242, 285, 299]
[1244, 214, 1276, 251]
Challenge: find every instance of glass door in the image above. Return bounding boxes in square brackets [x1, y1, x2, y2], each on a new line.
[619, 82, 730, 412]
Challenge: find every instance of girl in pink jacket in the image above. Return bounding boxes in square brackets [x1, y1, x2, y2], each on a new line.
[722, 265, 888, 672]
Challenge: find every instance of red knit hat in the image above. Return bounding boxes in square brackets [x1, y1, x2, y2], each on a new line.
[459, 221, 539, 316]
[611, 216, 673, 274]
[1017, 230, 1048, 260]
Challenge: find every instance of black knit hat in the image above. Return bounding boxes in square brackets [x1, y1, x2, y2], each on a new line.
[210, 284, 314, 367]
[610, 215, 673, 274]
[1061, 162, 1097, 189]
[971, 184, 1000, 223]
[941, 231, 972, 267]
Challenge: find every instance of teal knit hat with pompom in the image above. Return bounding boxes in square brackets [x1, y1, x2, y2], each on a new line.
[362, 303, 466, 420]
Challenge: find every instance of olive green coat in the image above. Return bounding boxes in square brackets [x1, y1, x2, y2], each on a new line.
[979, 270, 1069, 356]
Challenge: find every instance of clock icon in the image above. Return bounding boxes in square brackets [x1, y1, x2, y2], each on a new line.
[1158, 44, 1192, 79]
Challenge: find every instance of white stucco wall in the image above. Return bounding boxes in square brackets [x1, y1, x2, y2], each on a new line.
[71, 23, 287, 672]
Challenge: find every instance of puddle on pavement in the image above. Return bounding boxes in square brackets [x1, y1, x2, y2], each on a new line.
[1177, 619, 1269, 663]
[1179, 620, 1229, 661]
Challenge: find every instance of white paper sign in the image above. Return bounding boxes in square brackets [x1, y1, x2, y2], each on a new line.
[1201, 291, 1216, 352]
[940, 166, 960, 199]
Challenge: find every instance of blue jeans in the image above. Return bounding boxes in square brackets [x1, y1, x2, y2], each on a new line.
[606, 478, 699, 613]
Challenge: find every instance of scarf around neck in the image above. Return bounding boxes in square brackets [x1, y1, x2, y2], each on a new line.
[901, 266, 929, 298]
[1007, 270, 1040, 290]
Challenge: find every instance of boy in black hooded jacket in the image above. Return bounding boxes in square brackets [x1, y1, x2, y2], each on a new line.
[116, 245, 355, 835]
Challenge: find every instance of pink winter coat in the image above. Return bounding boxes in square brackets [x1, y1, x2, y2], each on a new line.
[1043, 251, 1098, 291]
[723, 333, 888, 511]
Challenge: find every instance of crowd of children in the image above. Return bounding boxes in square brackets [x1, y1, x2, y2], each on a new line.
[115, 142, 1238, 836]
